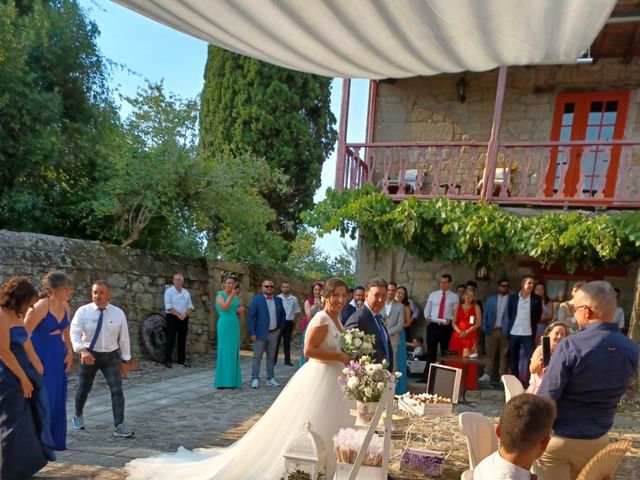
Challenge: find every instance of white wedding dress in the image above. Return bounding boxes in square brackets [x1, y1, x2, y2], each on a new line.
[126, 311, 353, 480]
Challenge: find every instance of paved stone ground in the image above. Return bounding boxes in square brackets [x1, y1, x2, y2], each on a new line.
[35, 350, 639, 480]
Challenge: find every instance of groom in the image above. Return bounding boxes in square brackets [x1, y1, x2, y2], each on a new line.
[344, 277, 393, 370]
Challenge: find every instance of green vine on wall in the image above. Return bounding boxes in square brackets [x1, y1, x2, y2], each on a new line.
[303, 185, 640, 274]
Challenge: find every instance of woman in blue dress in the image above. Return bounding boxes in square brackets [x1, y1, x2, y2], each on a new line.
[24, 271, 73, 450]
[394, 286, 413, 394]
[1, 277, 55, 479]
[214, 275, 245, 389]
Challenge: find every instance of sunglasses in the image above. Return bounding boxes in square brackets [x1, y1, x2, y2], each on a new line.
[262, 285, 274, 288]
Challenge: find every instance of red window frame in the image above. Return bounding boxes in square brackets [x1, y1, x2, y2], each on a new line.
[544, 91, 629, 198]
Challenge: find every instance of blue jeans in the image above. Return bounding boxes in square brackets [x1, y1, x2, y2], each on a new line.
[509, 335, 534, 386]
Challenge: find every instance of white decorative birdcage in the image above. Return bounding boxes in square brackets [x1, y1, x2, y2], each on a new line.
[282, 422, 327, 480]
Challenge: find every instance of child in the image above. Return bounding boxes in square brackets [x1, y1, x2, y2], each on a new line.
[408, 336, 424, 360]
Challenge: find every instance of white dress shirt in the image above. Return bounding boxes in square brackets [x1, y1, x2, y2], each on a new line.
[510, 293, 532, 336]
[496, 294, 508, 328]
[423, 289, 459, 323]
[278, 293, 301, 321]
[473, 451, 533, 480]
[70, 302, 131, 361]
[164, 286, 194, 314]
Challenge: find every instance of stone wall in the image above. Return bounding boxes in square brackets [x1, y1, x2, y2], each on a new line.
[375, 59, 640, 143]
[0, 230, 310, 359]
[373, 59, 640, 196]
[356, 237, 640, 339]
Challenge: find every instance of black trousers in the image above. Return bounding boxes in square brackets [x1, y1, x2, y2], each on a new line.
[423, 323, 453, 379]
[75, 350, 124, 427]
[275, 320, 294, 364]
[165, 313, 188, 364]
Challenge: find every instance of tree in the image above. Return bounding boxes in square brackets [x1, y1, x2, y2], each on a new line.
[285, 229, 356, 285]
[0, 0, 119, 237]
[84, 81, 290, 265]
[199, 47, 337, 240]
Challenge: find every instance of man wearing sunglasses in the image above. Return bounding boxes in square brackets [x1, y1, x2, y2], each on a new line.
[247, 279, 286, 389]
[534, 281, 639, 480]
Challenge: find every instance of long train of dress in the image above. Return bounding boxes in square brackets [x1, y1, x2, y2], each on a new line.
[126, 312, 353, 480]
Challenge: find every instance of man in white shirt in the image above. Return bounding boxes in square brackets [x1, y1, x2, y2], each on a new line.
[70, 280, 134, 438]
[163, 273, 194, 368]
[506, 276, 542, 386]
[276, 280, 301, 366]
[421, 274, 460, 381]
[474, 393, 556, 479]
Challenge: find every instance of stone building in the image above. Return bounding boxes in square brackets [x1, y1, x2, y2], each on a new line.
[334, 3, 640, 330]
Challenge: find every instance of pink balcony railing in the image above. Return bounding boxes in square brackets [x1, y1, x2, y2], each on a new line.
[338, 140, 640, 208]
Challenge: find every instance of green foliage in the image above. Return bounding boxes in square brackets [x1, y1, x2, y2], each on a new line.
[0, 0, 118, 236]
[82, 81, 290, 265]
[304, 185, 640, 273]
[285, 229, 356, 285]
[200, 47, 337, 240]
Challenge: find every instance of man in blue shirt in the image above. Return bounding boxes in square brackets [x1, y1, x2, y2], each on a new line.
[534, 281, 639, 480]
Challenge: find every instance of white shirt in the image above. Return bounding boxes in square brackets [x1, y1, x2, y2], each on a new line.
[614, 307, 625, 329]
[473, 451, 533, 480]
[164, 286, 194, 314]
[70, 303, 131, 361]
[278, 293, 301, 321]
[510, 293, 532, 336]
[423, 290, 459, 323]
[496, 294, 508, 328]
[266, 295, 277, 330]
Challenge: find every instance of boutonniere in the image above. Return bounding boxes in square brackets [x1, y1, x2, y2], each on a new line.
[382, 314, 389, 328]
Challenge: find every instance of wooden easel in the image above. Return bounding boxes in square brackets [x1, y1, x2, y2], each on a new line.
[344, 382, 394, 480]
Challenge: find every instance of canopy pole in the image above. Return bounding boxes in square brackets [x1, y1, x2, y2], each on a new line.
[480, 65, 508, 202]
[335, 78, 351, 190]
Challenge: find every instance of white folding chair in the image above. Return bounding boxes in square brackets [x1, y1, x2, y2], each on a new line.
[458, 412, 498, 469]
[501, 374, 524, 403]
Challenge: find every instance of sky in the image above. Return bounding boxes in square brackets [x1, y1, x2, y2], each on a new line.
[79, 0, 366, 258]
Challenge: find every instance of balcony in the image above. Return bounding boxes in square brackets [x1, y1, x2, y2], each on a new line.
[337, 140, 640, 209]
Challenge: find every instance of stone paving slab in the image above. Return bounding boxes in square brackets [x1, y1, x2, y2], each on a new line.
[34, 351, 640, 480]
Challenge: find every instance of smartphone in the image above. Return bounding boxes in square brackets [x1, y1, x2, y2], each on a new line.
[542, 335, 551, 367]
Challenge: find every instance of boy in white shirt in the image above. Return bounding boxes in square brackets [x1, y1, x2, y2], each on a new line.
[474, 394, 555, 480]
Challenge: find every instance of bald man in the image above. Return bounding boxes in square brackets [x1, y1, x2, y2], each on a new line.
[534, 281, 638, 480]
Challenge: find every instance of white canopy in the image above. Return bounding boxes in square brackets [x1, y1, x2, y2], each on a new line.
[113, 0, 616, 79]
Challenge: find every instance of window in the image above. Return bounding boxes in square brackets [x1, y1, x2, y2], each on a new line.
[545, 92, 629, 198]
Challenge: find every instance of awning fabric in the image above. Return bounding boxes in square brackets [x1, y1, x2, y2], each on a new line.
[113, 0, 616, 79]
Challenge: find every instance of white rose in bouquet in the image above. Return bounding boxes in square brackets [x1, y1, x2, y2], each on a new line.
[362, 341, 373, 351]
[365, 364, 376, 374]
[364, 387, 373, 397]
[353, 338, 363, 348]
[347, 376, 359, 389]
[377, 382, 386, 391]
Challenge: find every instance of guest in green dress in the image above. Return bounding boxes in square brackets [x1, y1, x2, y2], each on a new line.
[214, 276, 245, 389]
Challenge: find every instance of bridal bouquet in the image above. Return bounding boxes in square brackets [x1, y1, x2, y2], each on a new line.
[338, 356, 401, 403]
[339, 328, 376, 358]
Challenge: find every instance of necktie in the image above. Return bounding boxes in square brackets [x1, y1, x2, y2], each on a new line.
[88, 308, 105, 352]
[437, 291, 446, 319]
[265, 295, 273, 300]
[374, 314, 390, 362]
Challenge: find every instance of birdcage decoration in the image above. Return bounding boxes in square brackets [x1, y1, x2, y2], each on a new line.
[282, 422, 327, 480]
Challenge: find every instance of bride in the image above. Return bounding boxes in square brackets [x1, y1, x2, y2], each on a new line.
[126, 277, 354, 479]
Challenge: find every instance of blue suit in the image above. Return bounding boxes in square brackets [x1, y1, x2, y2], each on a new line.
[339, 303, 356, 325]
[482, 294, 510, 336]
[344, 306, 393, 371]
[247, 295, 286, 341]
